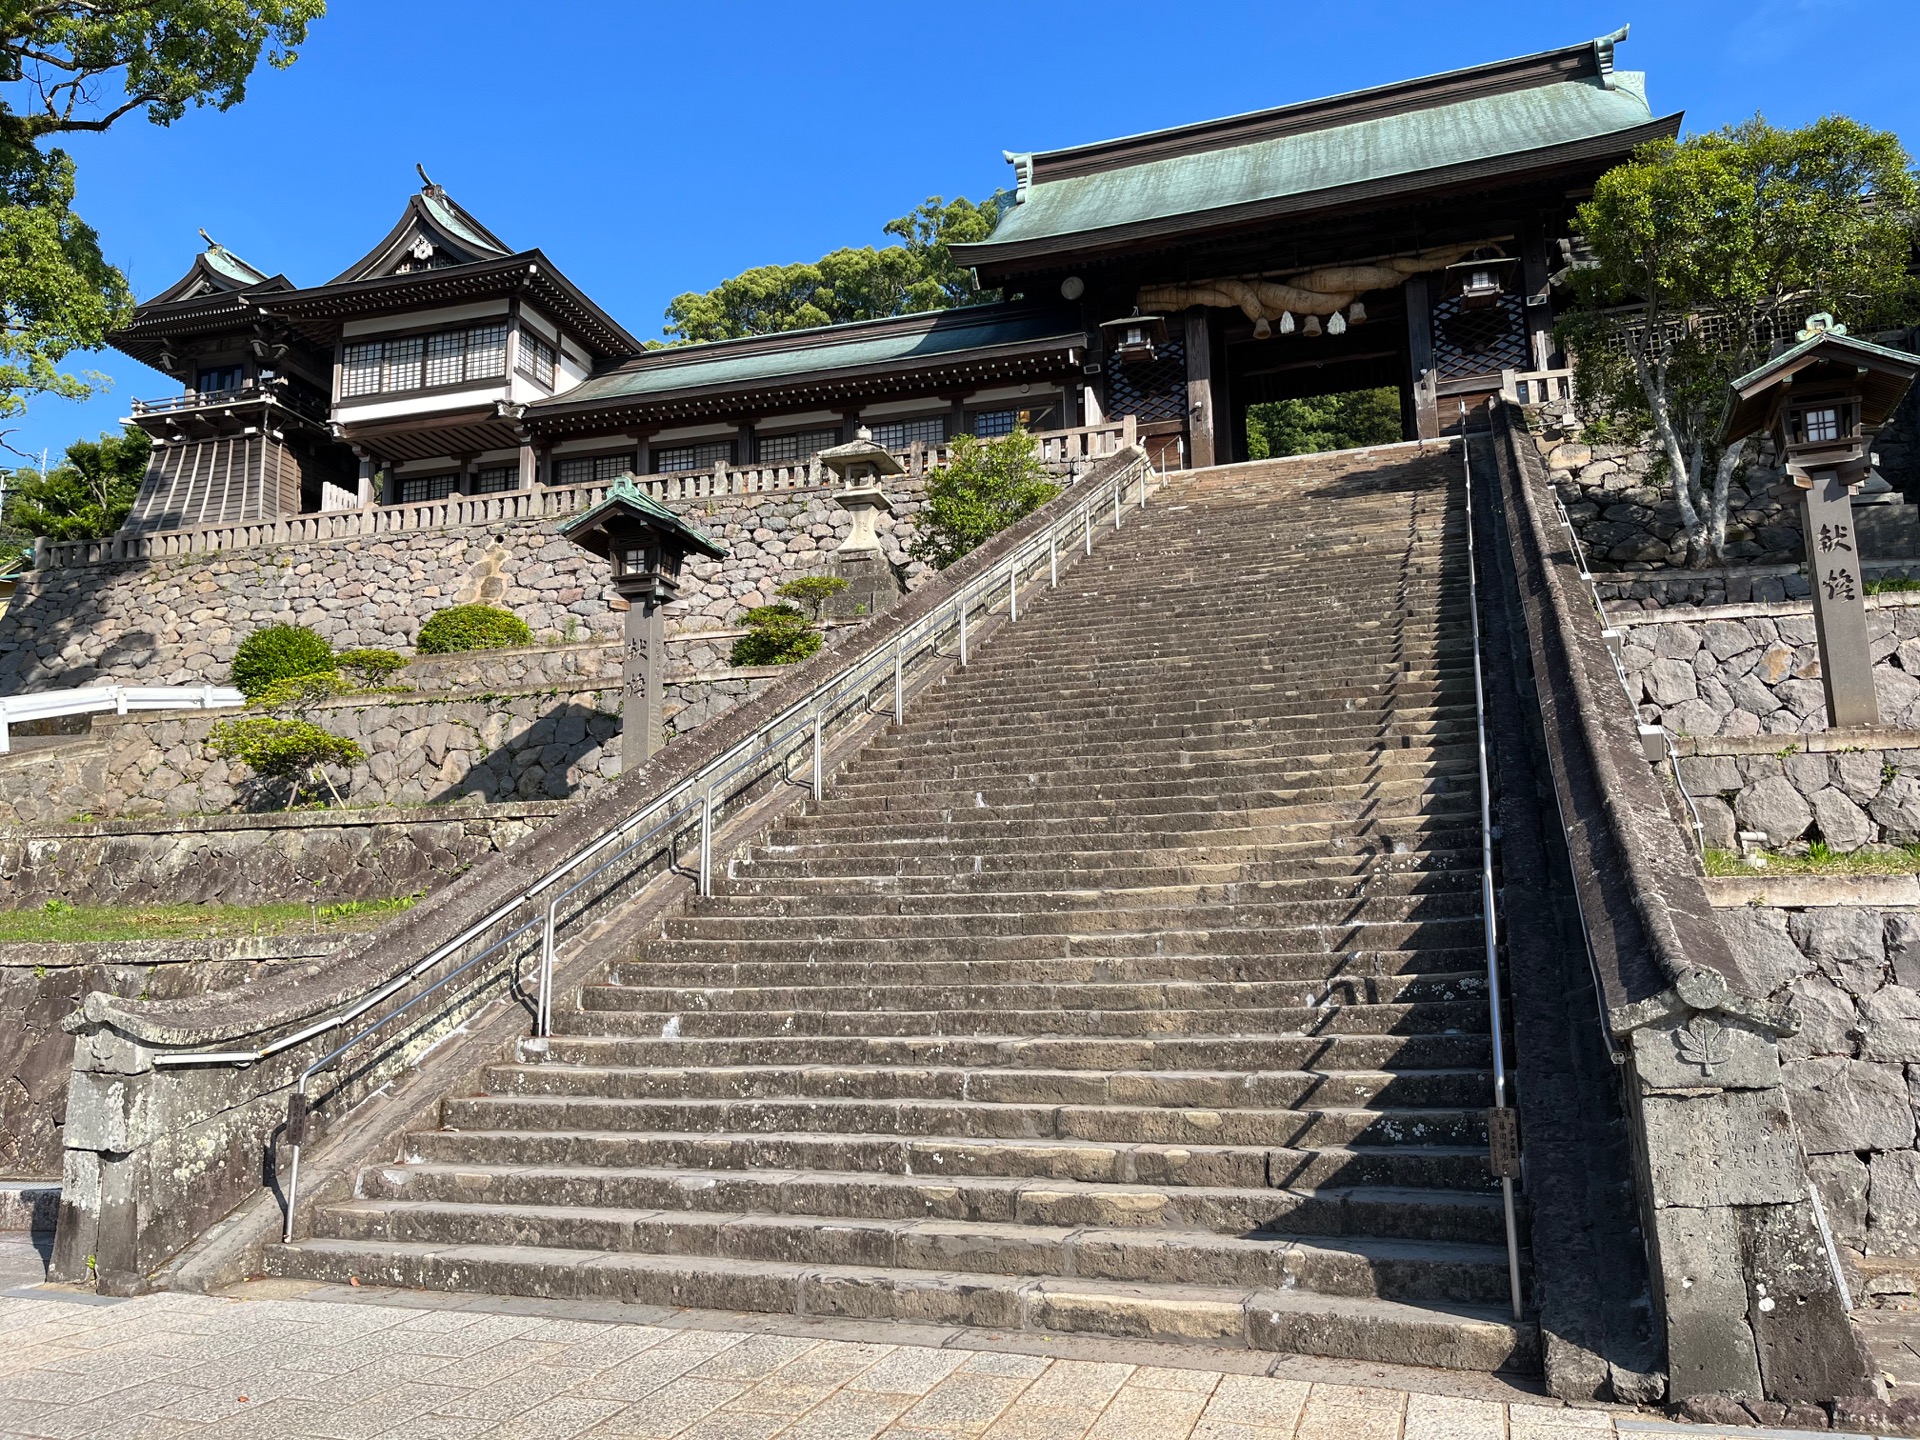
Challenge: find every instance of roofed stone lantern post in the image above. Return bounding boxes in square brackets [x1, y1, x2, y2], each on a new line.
[560, 477, 728, 769]
[818, 427, 906, 619]
[1724, 315, 1920, 729]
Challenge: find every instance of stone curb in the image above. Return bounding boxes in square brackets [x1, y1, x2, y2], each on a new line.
[1703, 875, 1920, 909]
[0, 934, 343, 968]
[1674, 731, 1920, 758]
[1, 797, 568, 840]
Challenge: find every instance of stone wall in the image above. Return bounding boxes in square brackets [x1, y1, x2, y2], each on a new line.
[1678, 735, 1920, 854]
[0, 800, 565, 908]
[0, 668, 779, 822]
[1714, 890, 1920, 1304]
[0, 479, 930, 691]
[0, 934, 341, 1178]
[1616, 595, 1920, 736]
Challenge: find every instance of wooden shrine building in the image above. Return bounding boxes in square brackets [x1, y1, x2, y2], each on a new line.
[103, 28, 1674, 531]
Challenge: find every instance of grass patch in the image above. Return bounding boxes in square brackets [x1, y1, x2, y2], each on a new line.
[1867, 577, 1920, 595]
[1705, 846, 1920, 878]
[0, 894, 421, 944]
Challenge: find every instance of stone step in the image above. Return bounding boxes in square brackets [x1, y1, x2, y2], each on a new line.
[576, 974, 1487, 1018]
[733, 848, 1478, 885]
[354, 1162, 1507, 1245]
[608, 950, 1482, 988]
[438, 1094, 1490, 1150]
[304, 1198, 1516, 1305]
[538, 1031, 1496, 1074]
[264, 1238, 1534, 1371]
[486, 1061, 1496, 1111]
[624, 927, 1486, 966]
[701, 870, 1482, 909]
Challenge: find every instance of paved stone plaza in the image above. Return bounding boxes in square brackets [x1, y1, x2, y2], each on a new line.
[0, 1271, 1843, 1440]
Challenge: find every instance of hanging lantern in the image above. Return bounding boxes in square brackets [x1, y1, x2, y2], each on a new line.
[1277, 312, 1295, 335]
[1099, 312, 1169, 364]
[1326, 312, 1347, 336]
[1446, 254, 1519, 311]
[1303, 315, 1323, 337]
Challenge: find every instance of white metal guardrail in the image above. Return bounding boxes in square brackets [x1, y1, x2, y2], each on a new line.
[141, 448, 1160, 1241]
[0, 684, 244, 754]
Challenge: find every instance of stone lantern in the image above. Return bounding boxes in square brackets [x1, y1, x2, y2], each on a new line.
[1724, 315, 1920, 728]
[817, 427, 906, 619]
[560, 476, 727, 768]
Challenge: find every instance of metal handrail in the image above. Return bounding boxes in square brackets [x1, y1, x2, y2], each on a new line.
[149, 448, 1158, 1243]
[1459, 410, 1526, 1322]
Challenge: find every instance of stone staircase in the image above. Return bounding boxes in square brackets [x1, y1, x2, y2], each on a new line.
[269, 446, 1535, 1371]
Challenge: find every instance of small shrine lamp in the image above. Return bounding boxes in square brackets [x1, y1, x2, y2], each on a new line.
[1098, 312, 1168, 364]
[1445, 255, 1519, 310]
[559, 476, 728, 769]
[816, 426, 907, 616]
[1722, 314, 1920, 728]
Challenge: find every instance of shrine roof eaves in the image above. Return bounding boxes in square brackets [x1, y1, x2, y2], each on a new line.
[526, 303, 1085, 424]
[957, 30, 1676, 272]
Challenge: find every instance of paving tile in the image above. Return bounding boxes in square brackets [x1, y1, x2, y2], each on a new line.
[594, 1376, 751, 1437]
[671, 1411, 788, 1440]
[691, 1335, 822, 1382]
[721, 1376, 850, 1417]
[774, 1389, 918, 1440]
[1293, 1385, 1406, 1440]
[894, 1373, 1032, 1435]
[1084, 1384, 1210, 1440]
[978, 1404, 1104, 1440]
[1509, 1406, 1613, 1438]
[1123, 1366, 1223, 1395]
[1402, 1392, 1510, 1440]
[844, 1349, 967, 1398]
[956, 1353, 1049, 1380]
[1200, 1374, 1309, 1429]
[435, 1365, 598, 1421]
[480, 1394, 628, 1440]
[1190, 1424, 1294, 1440]
[369, 1414, 496, 1440]
[1012, 1363, 1132, 1412]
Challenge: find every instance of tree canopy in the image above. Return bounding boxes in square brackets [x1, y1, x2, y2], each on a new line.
[661, 193, 1009, 344]
[1245, 389, 1404, 459]
[1559, 115, 1920, 562]
[0, 1, 324, 437]
[1, 423, 149, 561]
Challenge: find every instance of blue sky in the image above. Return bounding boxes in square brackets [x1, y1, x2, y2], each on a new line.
[12, 0, 1920, 465]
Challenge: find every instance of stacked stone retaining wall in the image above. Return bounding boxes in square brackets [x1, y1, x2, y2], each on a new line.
[1711, 884, 1920, 1304]
[0, 935, 342, 1178]
[0, 668, 779, 822]
[0, 801, 565, 908]
[0, 480, 929, 691]
[1616, 595, 1920, 737]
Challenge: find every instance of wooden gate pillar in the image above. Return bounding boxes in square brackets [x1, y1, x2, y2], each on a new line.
[1404, 275, 1441, 440]
[1184, 308, 1216, 469]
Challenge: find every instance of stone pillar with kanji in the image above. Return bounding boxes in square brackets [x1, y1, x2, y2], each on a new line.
[1802, 473, 1879, 728]
[557, 476, 729, 772]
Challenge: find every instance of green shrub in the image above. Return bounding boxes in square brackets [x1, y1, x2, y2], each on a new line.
[415, 604, 533, 655]
[207, 716, 365, 809]
[230, 624, 334, 699]
[334, 647, 408, 685]
[909, 429, 1059, 570]
[730, 603, 823, 666]
[250, 670, 350, 713]
[777, 574, 850, 620]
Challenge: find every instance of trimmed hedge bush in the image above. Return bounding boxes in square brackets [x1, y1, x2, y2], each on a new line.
[230, 624, 334, 700]
[730, 603, 823, 666]
[334, 647, 408, 685]
[415, 604, 533, 655]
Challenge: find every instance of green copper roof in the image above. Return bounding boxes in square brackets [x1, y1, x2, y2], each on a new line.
[1731, 328, 1920, 395]
[538, 304, 1081, 412]
[422, 188, 510, 258]
[202, 244, 269, 286]
[978, 73, 1661, 253]
[558, 475, 729, 560]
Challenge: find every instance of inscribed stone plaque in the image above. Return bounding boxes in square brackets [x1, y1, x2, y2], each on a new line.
[1802, 474, 1879, 728]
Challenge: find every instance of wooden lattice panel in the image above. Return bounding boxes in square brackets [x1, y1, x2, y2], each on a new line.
[1106, 335, 1187, 424]
[1432, 293, 1527, 380]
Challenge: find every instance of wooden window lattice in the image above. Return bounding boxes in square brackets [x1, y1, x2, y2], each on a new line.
[1431, 293, 1527, 380]
[757, 429, 839, 463]
[654, 440, 733, 473]
[1106, 336, 1187, 424]
[556, 452, 636, 486]
[869, 416, 947, 450]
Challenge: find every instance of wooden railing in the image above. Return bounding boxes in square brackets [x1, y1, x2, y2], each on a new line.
[1500, 368, 1575, 406]
[33, 420, 1136, 571]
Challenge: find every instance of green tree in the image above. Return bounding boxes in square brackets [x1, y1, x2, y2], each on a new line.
[663, 193, 1010, 344]
[908, 430, 1060, 571]
[229, 622, 332, 699]
[776, 574, 849, 621]
[1245, 389, 1403, 459]
[207, 715, 363, 809]
[1, 425, 150, 551]
[0, 1, 324, 429]
[730, 603, 822, 667]
[1559, 116, 1920, 563]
